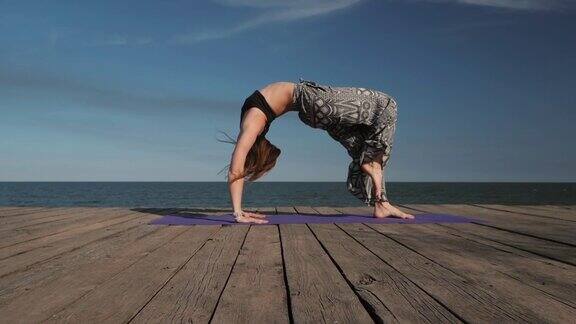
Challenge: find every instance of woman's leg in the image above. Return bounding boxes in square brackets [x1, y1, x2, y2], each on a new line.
[361, 152, 414, 219]
[360, 152, 386, 202]
[320, 86, 412, 218]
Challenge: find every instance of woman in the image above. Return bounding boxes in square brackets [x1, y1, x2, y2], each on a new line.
[219, 78, 414, 224]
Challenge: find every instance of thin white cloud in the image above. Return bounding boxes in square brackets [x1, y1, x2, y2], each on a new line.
[170, 0, 363, 44]
[423, 0, 574, 10]
[169, 0, 571, 45]
[0, 66, 234, 114]
[85, 34, 153, 47]
[211, 0, 314, 8]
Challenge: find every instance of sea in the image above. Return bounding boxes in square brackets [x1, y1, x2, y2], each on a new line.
[0, 182, 574, 207]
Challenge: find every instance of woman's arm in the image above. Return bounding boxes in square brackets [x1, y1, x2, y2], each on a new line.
[227, 110, 265, 215]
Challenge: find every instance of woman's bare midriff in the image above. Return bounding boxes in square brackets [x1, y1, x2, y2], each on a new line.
[258, 81, 296, 118]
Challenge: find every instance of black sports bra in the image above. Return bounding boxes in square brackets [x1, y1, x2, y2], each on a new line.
[240, 90, 277, 138]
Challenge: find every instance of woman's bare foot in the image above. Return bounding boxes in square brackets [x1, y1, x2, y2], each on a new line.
[374, 201, 394, 218]
[374, 201, 415, 219]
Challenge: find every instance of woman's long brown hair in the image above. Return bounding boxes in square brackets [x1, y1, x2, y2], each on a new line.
[216, 130, 281, 183]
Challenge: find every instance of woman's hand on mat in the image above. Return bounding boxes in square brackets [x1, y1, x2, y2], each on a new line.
[242, 211, 267, 219]
[233, 211, 269, 224]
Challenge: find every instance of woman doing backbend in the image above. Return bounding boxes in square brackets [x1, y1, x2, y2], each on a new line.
[219, 78, 414, 224]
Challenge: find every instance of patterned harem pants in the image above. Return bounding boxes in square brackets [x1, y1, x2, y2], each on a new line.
[291, 78, 398, 206]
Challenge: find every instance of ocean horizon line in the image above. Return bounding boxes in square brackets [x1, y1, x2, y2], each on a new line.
[0, 181, 574, 184]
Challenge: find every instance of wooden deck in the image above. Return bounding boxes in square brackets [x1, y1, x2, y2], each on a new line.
[0, 204, 575, 323]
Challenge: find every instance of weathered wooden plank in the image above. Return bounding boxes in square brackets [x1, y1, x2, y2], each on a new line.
[509, 205, 576, 212]
[0, 207, 54, 218]
[0, 207, 86, 228]
[336, 207, 550, 323]
[43, 225, 220, 323]
[0, 208, 137, 256]
[255, 206, 276, 216]
[0, 207, 45, 214]
[279, 219, 373, 323]
[0, 211, 150, 278]
[0, 208, 121, 230]
[521, 205, 576, 214]
[308, 206, 340, 215]
[368, 222, 576, 311]
[541, 205, 576, 211]
[210, 225, 290, 324]
[0, 208, 131, 247]
[276, 206, 297, 214]
[472, 204, 576, 222]
[5, 207, 134, 232]
[0, 207, 25, 211]
[406, 204, 576, 246]
[340, 205, 576, 305]
[0, 209, 174, 303]
[307, 206, 462, 323]
[438, 222, 576, 266]
[129, 226, 247, 323]
[0, 221, 187, 321]
[293, 205, 317, 215]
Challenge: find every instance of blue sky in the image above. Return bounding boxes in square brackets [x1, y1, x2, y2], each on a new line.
[1, 0, 574, 181]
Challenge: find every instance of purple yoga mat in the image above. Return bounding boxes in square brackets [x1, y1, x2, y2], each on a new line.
[148, 213, 482, 226]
